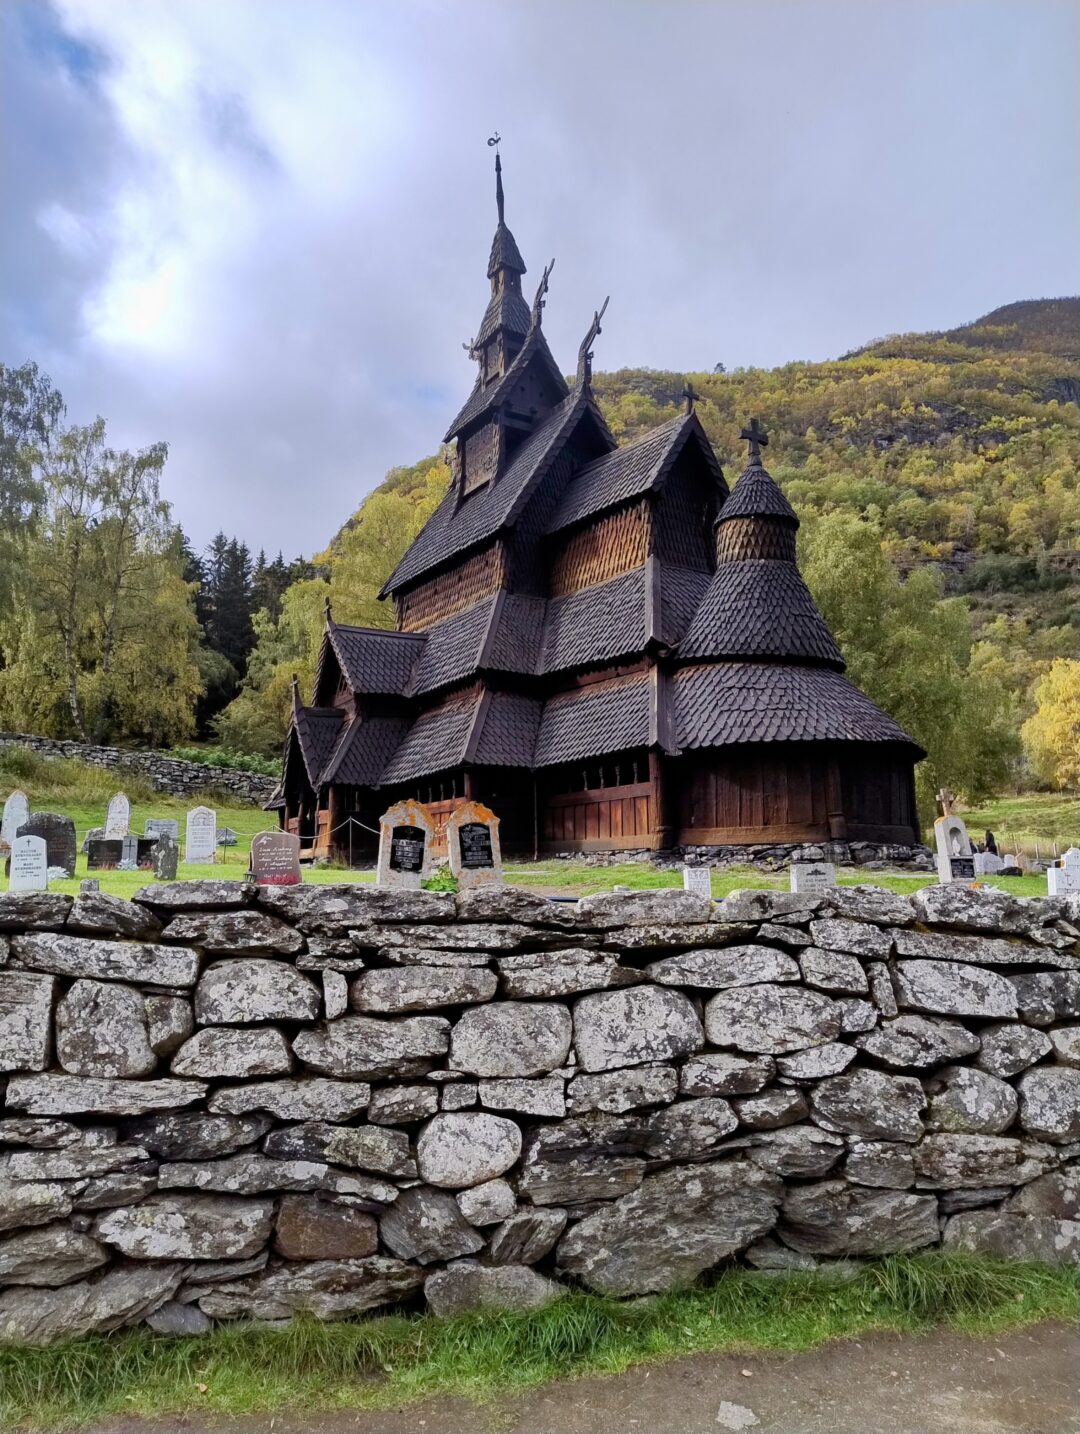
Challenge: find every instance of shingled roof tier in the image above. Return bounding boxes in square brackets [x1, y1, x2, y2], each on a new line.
[383, 387, 611, 596]
[546, 413, 724, 534]
[533, 673, 653, 768]
[475, 286, 532, 347]
[658, 564, 712, 646]
[321, 714, 412, 787]
[325, 621, 425, 696]
[672, 662, 922, 752]
[678, 560, 845, 669]
[379, 690, 483, 785]
[716, 461, 798, 525]
[290, 702, 345, 789]
[488, 220, 526, 278]
[410, 594, 499, 695]
[444, 323, 569, 442]
[540, 567, 649, 674]
[471, 691, 544, 767]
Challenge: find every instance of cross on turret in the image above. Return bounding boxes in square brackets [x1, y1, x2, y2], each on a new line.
[740, 417, 768, 463]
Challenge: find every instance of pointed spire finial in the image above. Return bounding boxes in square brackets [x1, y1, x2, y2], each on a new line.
[740, 417, 769, 463]
[488, 133, 504, 223]
[682, 379, 699, 416]
[323, 593, 333, 624]
[530, 257, 555, 329]
[576, 296, 610, 388]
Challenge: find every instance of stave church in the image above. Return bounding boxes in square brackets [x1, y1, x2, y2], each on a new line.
[274, 152, 923, 862]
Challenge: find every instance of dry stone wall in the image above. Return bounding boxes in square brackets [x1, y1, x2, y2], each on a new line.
[0, 733, 275, 803]
[0, 880, 1078, 1345]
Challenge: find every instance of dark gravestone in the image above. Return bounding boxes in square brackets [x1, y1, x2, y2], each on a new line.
[250, 830, 302, 887]
[949, 857, 976, 880]
[152, 832, 179, 880]
[390, 826, 427, 873]
[81, 826, 104, 854]
[459, 822, 494, 869]
[87, 839, 123, 871]
[18, 813, 76, 879]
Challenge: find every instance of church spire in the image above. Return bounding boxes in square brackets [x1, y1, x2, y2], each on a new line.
[495, 144, 505, 224]
[468, 138, 530, 384]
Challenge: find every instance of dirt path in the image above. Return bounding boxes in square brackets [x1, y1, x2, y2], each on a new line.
[80, 1322, 1079, 1434]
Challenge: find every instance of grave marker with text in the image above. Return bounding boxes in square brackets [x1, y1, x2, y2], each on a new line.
[446, 802, 502, 891]
[377, 800, 435, 890]
[185, 807, 217, 864]
[250, 830, 302, 886]
[9, 834, 47, 891]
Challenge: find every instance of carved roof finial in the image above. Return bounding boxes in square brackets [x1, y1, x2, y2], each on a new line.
[530, 257, 555, 329]
[576, 296, 610, 388]
[323, 594, 333, 625]
[740, 417, 769, 464]
[682, 379, 699, 416]
[488, 133, 503, 223]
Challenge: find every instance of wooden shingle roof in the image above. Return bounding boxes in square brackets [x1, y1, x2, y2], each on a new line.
[716, 461, 797, 525]
[540, 567, 649, 674]
[671, 663, 923, 752]
[321, 715, 412, 786]
[533, 673, 653, 767]
[443, 324, 569, 442]
[678, 560, 844, 669]
[379, 690, 483, 785]
[326, 621, 425, 695]
[289, 695, 345, 790]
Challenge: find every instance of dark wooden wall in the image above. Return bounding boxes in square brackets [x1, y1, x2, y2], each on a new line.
[537, 748, 658, 853]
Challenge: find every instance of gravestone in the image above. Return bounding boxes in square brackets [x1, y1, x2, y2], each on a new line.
[790, 861, 837, 894]
[973, 851, 1004, 876]
[119, 834, 140, 870]
[152, 832, 179, 881]
[17, 813, 76, 879]
[682, 865, 712, 899]
[377, 799, 435, 890]
[87, 838, 123, 871]
[79, 878, 100, 894]
[250, 830, 302, 886]
[104, 793, 131, 839]
[446, 801, 502, 891]
[81, 826, 104, 854]
[9, 834, 47, 891]
[145, 818, 179, 842]
[1048, 848, 1080, 897]
[185, 806, 217, 864]
[934, 814, 975, 884]
[1, 790, 29, 850]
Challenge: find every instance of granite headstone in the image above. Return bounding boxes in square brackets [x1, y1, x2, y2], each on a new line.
[152, 831, 179, 880]
[145, 818, 180, 842]
[446, 801, 502, 891]
[377, 799, 435, 890]
[1, 789, 29, 850]
[17, 813, 76, 879]
[682, 865, 712, 899]
[934, 814, 975, 884]
[790, 861, 837, 894]
[250, 830, 302, 886]
[104, 793, 131, 838]
[8, 834, 47, 891]
[1048, 847, 1080, 897]
[185, 806, 217, 863]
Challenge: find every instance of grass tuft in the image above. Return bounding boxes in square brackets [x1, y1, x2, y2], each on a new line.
[1, 1255, 1076, 1431]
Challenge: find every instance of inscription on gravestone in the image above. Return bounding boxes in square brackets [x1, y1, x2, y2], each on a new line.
[376, 800, 435, 890]
[250, 830, 302, 886]
[682, 866, 712, 899]
[1, 790, 29, 850]
[104, 793, 130, 839]
[446, 801, 503, 891]
[18, 813, 76, 879]
[790, 862, 837, 895]
[9, 834, 47, 891]
[185, 806, 217, 864]
[1048, 847, 1080, 897]
[144, 818, 180, 842]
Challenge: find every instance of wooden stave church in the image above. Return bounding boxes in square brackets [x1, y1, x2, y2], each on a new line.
[275, 154, 924, 862]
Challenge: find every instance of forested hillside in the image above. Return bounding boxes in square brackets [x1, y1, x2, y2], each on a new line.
[3, 299, 1078, 809]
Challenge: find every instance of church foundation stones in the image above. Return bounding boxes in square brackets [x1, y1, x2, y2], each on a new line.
[0, 879, 1076, 1343]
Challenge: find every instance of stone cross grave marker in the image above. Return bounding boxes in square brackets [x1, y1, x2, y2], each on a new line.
[377, 799, 435, 890]
[1, 790, 29, 850]
[934, 814, 975, 884]
[446, 801, 503, 891]
[152, 831, 179, 881]
[790, 861, 837, 894]
[144, 818, 179, 842]
[9, 834, 47, 891]
[18, 813, 77, 879]
[104, 792, 131, 838]
[250, 830, 302, 886]
[682, 865, 712, 899]
[119, 835, 140, 870]
[184, 806, 217, 864]
[1048, 847, 1080, 897]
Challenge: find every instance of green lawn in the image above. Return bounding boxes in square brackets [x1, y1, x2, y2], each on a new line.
[0, 1255, 1075, 1431]
[959, 792, 1080, 853]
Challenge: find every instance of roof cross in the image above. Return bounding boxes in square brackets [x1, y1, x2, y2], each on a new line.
[740, 417, 769, 463]
[682, 380, 699, 416]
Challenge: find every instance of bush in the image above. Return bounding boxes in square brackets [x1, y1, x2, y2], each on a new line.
[168, 746, 279, 778]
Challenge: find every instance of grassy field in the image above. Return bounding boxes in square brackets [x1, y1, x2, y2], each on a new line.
[0, 1255, 1075, 1431]
[960, 792, 1080, 854]
[0, 745, 1061, 901]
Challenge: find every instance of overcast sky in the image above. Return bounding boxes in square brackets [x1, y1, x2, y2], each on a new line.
[3, 0, 1078, 556]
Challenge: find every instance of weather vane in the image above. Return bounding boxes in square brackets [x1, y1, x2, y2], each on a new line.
[487, 132, 501, 151]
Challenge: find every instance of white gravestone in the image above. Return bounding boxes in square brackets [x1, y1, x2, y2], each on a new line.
[377, 800, 435, 890]
[682, 866, 712, 899]
[973, 851, 1004, 876]
[118, 834, 140, 870]
[184, 806, 217, 864]
[790, 861, 837, 894]
[934, 815, 975, 884]
[1048, 848, 1080, 897]
[1, 790, 29, 850]
[104, 792, 131, 838]
[9, 834, 48, 891]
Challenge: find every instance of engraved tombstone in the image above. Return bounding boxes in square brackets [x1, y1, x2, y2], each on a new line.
[250, 830, 302, 886]
[1, 790, 29, 850]
[790, 861, 837, 894]
[184, 806, 217, 864]
[1048, 847, 1080, 897]
[377, 799, 435, 890]
[9, 834, 47, 891]
[87, 838, 122, 870]
[104, 792, 131, 838]
[144, 818, 179, 842]
[934, 814, 975, 884]
[973, 850, 1004, 876]
[682, 865, 712, 899]
[446, 801, 502, 891]
[118, 834, 140, 870]
[152, 831, 179, 881]
[18, 813, 76, 879]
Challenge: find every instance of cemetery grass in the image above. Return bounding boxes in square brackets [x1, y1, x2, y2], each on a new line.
[1, 1256, 1076, 1431]
[961, 792, 1080, 850]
